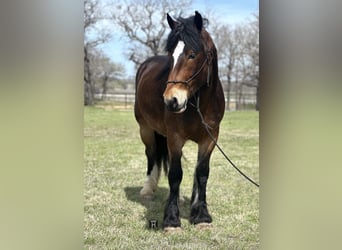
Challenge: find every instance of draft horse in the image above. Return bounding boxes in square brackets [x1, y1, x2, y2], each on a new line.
[134, 11, 225, 231]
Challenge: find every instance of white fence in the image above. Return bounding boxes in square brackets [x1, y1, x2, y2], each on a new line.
[95, 91, 257, 110]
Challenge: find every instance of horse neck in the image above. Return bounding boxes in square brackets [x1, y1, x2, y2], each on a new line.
[198, 59, 219, 110]
[200, 31, 219, 101]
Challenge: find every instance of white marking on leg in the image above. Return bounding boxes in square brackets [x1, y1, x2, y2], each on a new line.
[192, 189, 199, 206]
[140, 164, 160, 198]
[172, 41, 185, 70]
[179, 188, 185, 205]
[150, 163, 160, 187]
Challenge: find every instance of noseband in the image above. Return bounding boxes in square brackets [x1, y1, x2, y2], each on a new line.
[167, 51, 212, 88]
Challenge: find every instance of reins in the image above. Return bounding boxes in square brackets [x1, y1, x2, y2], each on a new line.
[192, 93, 260, 188]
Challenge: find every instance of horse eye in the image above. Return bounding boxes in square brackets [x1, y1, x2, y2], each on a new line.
[188, 52, 196, 59]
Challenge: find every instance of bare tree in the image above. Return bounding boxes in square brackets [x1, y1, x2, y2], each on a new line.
[244, 14, 259, 110]
[84, 44, 94, 105]
[217, 16, 258, 111]
[205, 12, 259, 110]
[213, 24, 239, 110]
[89, 49, 125, 99]
[111, 0, 192, 68]
[84, 0, 112, 105]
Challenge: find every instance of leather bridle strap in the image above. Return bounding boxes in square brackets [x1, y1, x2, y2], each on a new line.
[166, 51, 212, 87]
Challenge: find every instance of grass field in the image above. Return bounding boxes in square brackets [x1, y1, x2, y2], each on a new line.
[84, 105, 259, 249]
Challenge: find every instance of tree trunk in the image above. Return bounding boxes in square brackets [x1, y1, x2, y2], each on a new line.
[238, 83, 243, 110]
[226, 71, 231, 111]
[235, 80, 239, 110]
[101, 74, 109, 101]
[84, 46, 94, 106]
[255, 78, 260, 111]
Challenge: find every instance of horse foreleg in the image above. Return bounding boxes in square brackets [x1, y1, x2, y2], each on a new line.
[163, 154, 183, 230]
[190, 137, 216, 226]
[163, 136, 184, 231]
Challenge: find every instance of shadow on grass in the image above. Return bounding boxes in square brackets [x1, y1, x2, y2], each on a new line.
[124, 186, 191, 230]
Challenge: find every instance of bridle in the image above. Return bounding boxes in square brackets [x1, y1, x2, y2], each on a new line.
[166, 51, 213, 88]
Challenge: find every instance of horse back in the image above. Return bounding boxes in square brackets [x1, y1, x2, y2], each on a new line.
[135, 56, 171, 90]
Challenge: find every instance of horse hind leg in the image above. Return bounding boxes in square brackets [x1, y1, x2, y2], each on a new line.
[140, 162, 159, 200]
[139, 128, 159, 199]
[140, 129, 168, 200]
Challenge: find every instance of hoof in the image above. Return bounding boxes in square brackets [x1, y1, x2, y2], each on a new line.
[140, 176, 158, 200]
[140, 186, 154, 200]
[195, 223, 213, 230]
[140, 194, 154, 200]
[163, 227, 182, 234]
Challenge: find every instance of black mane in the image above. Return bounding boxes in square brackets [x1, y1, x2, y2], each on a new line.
[165, 15, 205, 53]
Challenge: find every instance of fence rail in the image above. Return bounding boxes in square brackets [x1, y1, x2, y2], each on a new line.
[95, 92, 257, 110]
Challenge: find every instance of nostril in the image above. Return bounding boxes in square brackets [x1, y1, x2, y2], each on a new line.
[164, 96, 180, 111]
[172, 97, 178, 108]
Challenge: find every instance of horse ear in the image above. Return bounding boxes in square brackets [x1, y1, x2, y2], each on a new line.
[194, 11, 203, 31]
[167, 13, 175, 30]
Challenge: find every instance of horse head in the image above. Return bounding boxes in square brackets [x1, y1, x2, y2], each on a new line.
[163, 11, 214, 113]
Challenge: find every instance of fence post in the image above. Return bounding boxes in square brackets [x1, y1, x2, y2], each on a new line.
[125, 94, 127, 108]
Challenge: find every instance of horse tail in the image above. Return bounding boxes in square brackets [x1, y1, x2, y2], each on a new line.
[154, 132, 169, 176]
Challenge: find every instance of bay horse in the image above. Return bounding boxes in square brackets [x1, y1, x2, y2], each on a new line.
[134, 11, 225, 232]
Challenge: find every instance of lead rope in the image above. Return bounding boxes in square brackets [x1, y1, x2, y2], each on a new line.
[194, 93, 260, 188]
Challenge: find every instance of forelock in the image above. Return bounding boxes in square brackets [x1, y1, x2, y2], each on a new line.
[165, 15, 203, 53]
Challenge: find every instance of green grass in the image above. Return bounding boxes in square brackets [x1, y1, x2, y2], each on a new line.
[84, 105, 259, 249]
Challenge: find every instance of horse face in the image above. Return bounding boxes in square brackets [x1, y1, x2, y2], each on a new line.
[163, 11, 205, 114]
[163, 41, 205, 113]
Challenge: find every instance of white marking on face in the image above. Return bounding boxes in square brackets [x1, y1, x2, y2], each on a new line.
[172, 41, 185, 70]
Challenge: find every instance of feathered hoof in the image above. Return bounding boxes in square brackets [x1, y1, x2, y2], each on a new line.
[195, 222, 213, 230]
[140, 186, 154, 200]
[163, 227, 182, 234]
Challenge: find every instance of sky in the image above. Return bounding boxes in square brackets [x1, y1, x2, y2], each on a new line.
[98, 0, 258, 78]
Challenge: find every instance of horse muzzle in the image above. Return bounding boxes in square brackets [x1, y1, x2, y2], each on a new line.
[163, 89, 189, 113]
[164, 96, 187, 113]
